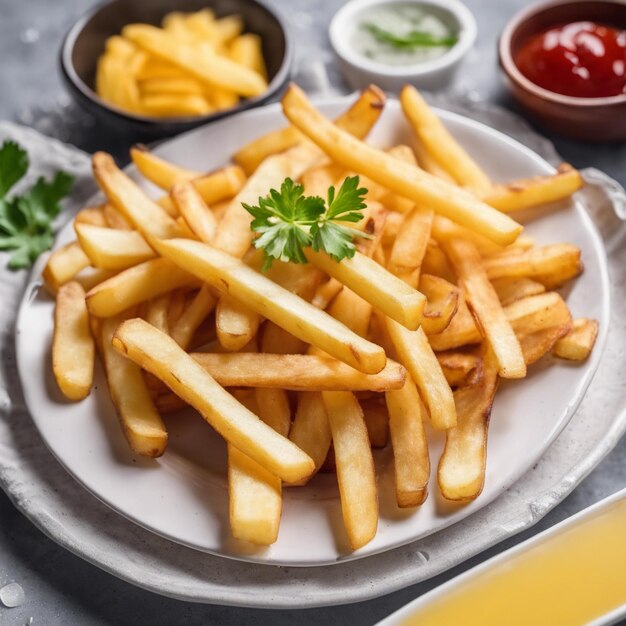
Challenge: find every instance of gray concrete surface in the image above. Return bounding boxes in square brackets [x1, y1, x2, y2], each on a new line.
[0, 0, 624, 623]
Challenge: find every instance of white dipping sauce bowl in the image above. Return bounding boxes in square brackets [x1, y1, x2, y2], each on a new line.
[330, 0, 477, 92]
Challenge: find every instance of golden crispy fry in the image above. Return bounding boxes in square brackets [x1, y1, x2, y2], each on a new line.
[386, 317, 457, 430]
[413, 139, 456, 184]
[401, 85, 491, 193]
[377, 145, 419, 213]
[282, 85, 520, 244]
[72, 266, 118, 293]
[482, 165, 584, 213]
[153, 239, 386, 373]
[75, 206, 108, 227]
[387, 207, 433, 282]
[385, 376, 430, 507]
[442, 238, 526, 379]
[86, 257, 194, 318]
[421, 240, 456, 283]
[483, 244, 583, 287]
[167, 288, 186, 329]
[52, 281, 94, 400]
[431, 214, 505, 257]
[233, 85, 386, 175]
[491, 277, 546, 307]
[170, 285, 216, 349]
[93, 152, 183, 240]
[360, 398, 389, 448]
[229, 33, 267, 79]
[553, 318, 598, 361]
[139, 76, 206, 96]
[322, 391, 378, 550]
[327, 287, 372, 339]
[146, 292, 171, 335]
[43, 241, 91, 292]
[311, 278, 344, 309]
[228, 389, 282, 545]
[191, 352, 406, 391]
[420, 274, 461, 336]
[75, 224, 156, 270]
[305, 249, 426, 330]
[103, 203, 132, 229]
[171, 181, 218, 243]
[216, 295, 261, 352]
[101, 315, 168, 457]
[130, 144, 201, 189]
[124, 24, 267, 96]
[438, 348, 499, 501]
[287, 392, 331, 486]
[112, 318, 314, 482]
[436, 351, 483, 388]
[427, 292, 482, 350]
[261, 321, 307, 354]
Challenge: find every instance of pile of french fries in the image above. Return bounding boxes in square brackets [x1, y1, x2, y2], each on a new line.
[45, 83, 599, 551]
[96, 9, 267, 118]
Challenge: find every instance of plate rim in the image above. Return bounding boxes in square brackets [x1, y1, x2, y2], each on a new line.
[14, 94, 611, 568]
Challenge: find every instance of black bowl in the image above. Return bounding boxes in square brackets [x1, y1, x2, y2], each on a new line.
[60, 0, 292, 140]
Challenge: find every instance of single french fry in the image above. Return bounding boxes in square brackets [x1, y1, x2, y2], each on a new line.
[93, 152, 183, 240]
[131, 144, 201, 189]
[254, 387, 291, 438]
[386, 317, 457, 430]
[171, 181, 218, 243]
[482, 165, 584, 213]
[145, 292, 171, 335]
[491, 276, 546, 307]
[233, 84, 386, 175]
[228, 389, 282, 545]
[438, 348, 499, 501]
[229, 33, 267, 79]
[282, 85, 521, 245]
[305, 249, 426, 330]
[191, 352, 406, 391]
[322, 391, 378, 550]
[153, 239, 386, 374]
[421, 240, 456, 283]
[75, 224, 156, 270]
[52, 281, 94, 400]
[43, 242, 91, 292]
[378, 145, 419, 213]
[400, 85, 491, 194]
[216, 294, 261, 352]
[124, 24, 267, 97]
[86, 257, 194, 318]
[385, 375, 430, 507]
[553, 318, 598, 361]
[483, 244, 582, 286]
[101, 315, 168, 457]
[75, 206, 108, 227]
[420, 274, 461, 335]
[171, 285, 216, 349]
[261, 321, 307, 355]
[167, 288, 186, 329]
[312, 278, 344, 309]
[442, 238, 526, 379]
[427, 292, 482, 350]
[436, 351, 483, 388]
[112, 319, 314, 482]
[413, 139, 456, 184]
[431, 214, 505, 257]
[387, 207, 433, 282]
[72, 266, 118, 293]
[327, 287, 373, 339]
[360, 399, 389, 448]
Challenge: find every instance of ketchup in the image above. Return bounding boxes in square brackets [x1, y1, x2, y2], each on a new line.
[515, 21, 626, 98]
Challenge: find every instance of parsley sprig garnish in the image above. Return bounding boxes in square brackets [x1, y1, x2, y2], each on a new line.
[0, 141, 74, 270]
[365, 24, 458, 49]
[243, 176, 369, 271]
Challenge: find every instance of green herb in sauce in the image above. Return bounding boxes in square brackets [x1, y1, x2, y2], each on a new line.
[352, 4, 458, 66]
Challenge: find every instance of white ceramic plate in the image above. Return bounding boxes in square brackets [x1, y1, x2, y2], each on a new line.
[15, 96, 609, 567]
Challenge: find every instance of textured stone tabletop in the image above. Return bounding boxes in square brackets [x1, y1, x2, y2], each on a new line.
[0, 0, 624, 624]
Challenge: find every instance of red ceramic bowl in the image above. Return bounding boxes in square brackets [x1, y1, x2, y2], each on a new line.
[499, 0, 626, 142]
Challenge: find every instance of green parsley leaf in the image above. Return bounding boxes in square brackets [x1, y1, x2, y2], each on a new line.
[243, 175, 370, 270]
[0, 140, 74, 270]
[0, 141, 29, 198]
[364, 24, 458, 49]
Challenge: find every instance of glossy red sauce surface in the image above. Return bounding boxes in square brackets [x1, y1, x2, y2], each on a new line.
[515, 21, 626, 98]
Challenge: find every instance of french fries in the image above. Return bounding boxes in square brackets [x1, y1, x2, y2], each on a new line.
[322, 391, 378, 550]
[113, 319, 313, 482]
[191, 352, 405, 391]
[153, 239, 386, 374]
[52, 282, 94, 400]
[282, 84, 522, 245]
[45, 82, 599, 551]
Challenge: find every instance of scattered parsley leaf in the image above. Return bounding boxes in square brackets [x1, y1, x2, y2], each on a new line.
[0, 140, 74, 270]
[364, 24, 458, 49]
[243, 176, 369, 270]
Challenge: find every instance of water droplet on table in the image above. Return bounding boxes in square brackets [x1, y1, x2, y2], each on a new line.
[0, 582, 26, 608]
[20, 28, 40, 44]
